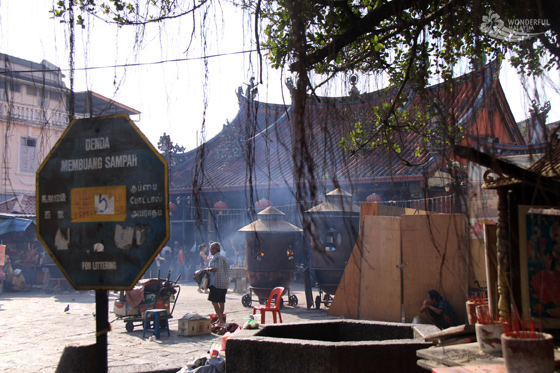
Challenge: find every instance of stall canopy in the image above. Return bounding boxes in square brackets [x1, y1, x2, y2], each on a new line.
[0, 218, 34, 235]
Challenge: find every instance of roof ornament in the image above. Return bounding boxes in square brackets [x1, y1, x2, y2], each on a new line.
[349, 74, 360, 97]
[528, 100, 551, 144]
[244, 77, 258, 101]
[529, 100, 551, 123]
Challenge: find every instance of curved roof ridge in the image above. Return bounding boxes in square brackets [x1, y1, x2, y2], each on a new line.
[295, 60, 501, 107]
[235, 87, 290, 112]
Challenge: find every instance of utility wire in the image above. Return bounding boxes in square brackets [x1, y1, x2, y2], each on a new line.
[0, 48, 263, 74]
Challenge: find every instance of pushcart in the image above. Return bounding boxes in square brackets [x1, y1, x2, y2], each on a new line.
[314, 284, 335, 309]
[115, 271, 181, 332]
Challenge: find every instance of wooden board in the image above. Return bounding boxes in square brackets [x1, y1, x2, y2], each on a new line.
[359, 202, 378, 230]
[327, 238, 362, 318]
[469, 239, 490, 290]
[377, 204, 406, 217]
[402, 214, 467, 323]
[424, 324, 475, 343]
[358, 215, 402, 321]
[328, 202, 378, 318]
[431, 366, 507, 373]
[483, 224, 498, 323]
[416, 343, 504, 368]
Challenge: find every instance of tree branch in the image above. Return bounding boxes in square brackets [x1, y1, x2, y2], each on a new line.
[291, 0, 457, 71]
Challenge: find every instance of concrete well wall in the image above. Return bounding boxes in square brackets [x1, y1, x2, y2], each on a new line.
[226, 320, 433, 373]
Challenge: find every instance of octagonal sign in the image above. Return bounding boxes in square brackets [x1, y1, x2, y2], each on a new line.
[36, 114, 169, 290]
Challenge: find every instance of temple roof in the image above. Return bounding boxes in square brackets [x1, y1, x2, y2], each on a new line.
[170, 61, 522, 194]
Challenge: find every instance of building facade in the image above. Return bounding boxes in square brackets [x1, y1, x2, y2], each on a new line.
[0, 53, 140, 201]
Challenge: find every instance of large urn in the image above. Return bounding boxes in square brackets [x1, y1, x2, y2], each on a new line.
[239, 206, 302, 301]
[306, 188, 360, 297]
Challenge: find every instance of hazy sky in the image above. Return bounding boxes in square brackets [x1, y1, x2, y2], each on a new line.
[1, 1, 558, 151]
[0, 0, 291, 151]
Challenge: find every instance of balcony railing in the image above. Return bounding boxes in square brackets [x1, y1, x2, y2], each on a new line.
[0, 102, 69, 128]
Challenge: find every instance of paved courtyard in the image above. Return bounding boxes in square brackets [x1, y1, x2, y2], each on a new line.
[0, 280, 334, 372]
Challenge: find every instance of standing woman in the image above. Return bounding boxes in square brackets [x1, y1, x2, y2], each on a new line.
[198, 243, 210, 269]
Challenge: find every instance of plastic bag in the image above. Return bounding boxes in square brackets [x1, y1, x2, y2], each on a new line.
[193, 269, 210, 290]
[200, 274, 209, 290]
[242, 318, 259, 329]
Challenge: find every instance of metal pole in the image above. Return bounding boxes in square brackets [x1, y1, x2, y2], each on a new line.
[96, 290, 108, 372]
[182, 197, 186, 245]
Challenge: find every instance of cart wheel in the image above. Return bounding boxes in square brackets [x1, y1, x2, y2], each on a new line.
[315, 295, 321, 309]
[53, 285, 63, 294]
[125, 321, 134, 332]
[44, 288, 53, 294]
[241, 294, 252, 308]
[289, 294, 298, 307]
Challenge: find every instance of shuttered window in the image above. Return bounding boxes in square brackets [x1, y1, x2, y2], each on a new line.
[20, 137, 38, 173]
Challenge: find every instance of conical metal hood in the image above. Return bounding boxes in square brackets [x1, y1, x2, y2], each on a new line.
[239, 206, 303, 233]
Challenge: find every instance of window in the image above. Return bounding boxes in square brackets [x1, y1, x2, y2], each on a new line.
[0, 79, 20, 93]
[26, 85, 38, 96]
[20, 137, 38, 173]
[50, 90, 62, 101]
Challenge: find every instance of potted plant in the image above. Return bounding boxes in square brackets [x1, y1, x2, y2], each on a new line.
[501, 314, 555, 373]
[474, 304, 503, 354]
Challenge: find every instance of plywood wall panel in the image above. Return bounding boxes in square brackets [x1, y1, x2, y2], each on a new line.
[327, 238, 362, 318]
[377, 204, 406, 217]
[359, 202, 378, 229]
[330, 212, 469, 324]
[329, 202, 377, 318]
[401, 214, 467, 323]
[358, 215, 402, 321]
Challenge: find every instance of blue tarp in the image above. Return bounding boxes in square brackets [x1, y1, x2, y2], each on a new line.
[0, 218, 34, 235]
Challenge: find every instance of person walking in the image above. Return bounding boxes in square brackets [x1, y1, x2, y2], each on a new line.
[175, 244, 185, 282]
[204, 242, 230, 325]
[161, 244, 172, 279]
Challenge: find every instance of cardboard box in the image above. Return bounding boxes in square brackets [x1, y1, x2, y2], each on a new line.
[178, 318, 212, 336]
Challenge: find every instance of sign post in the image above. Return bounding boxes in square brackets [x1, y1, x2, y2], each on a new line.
[36, 114, 169, 371]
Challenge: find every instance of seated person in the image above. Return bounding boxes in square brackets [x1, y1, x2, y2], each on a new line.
[11, 268, 31, 292]
[413, 289, 459, 329]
